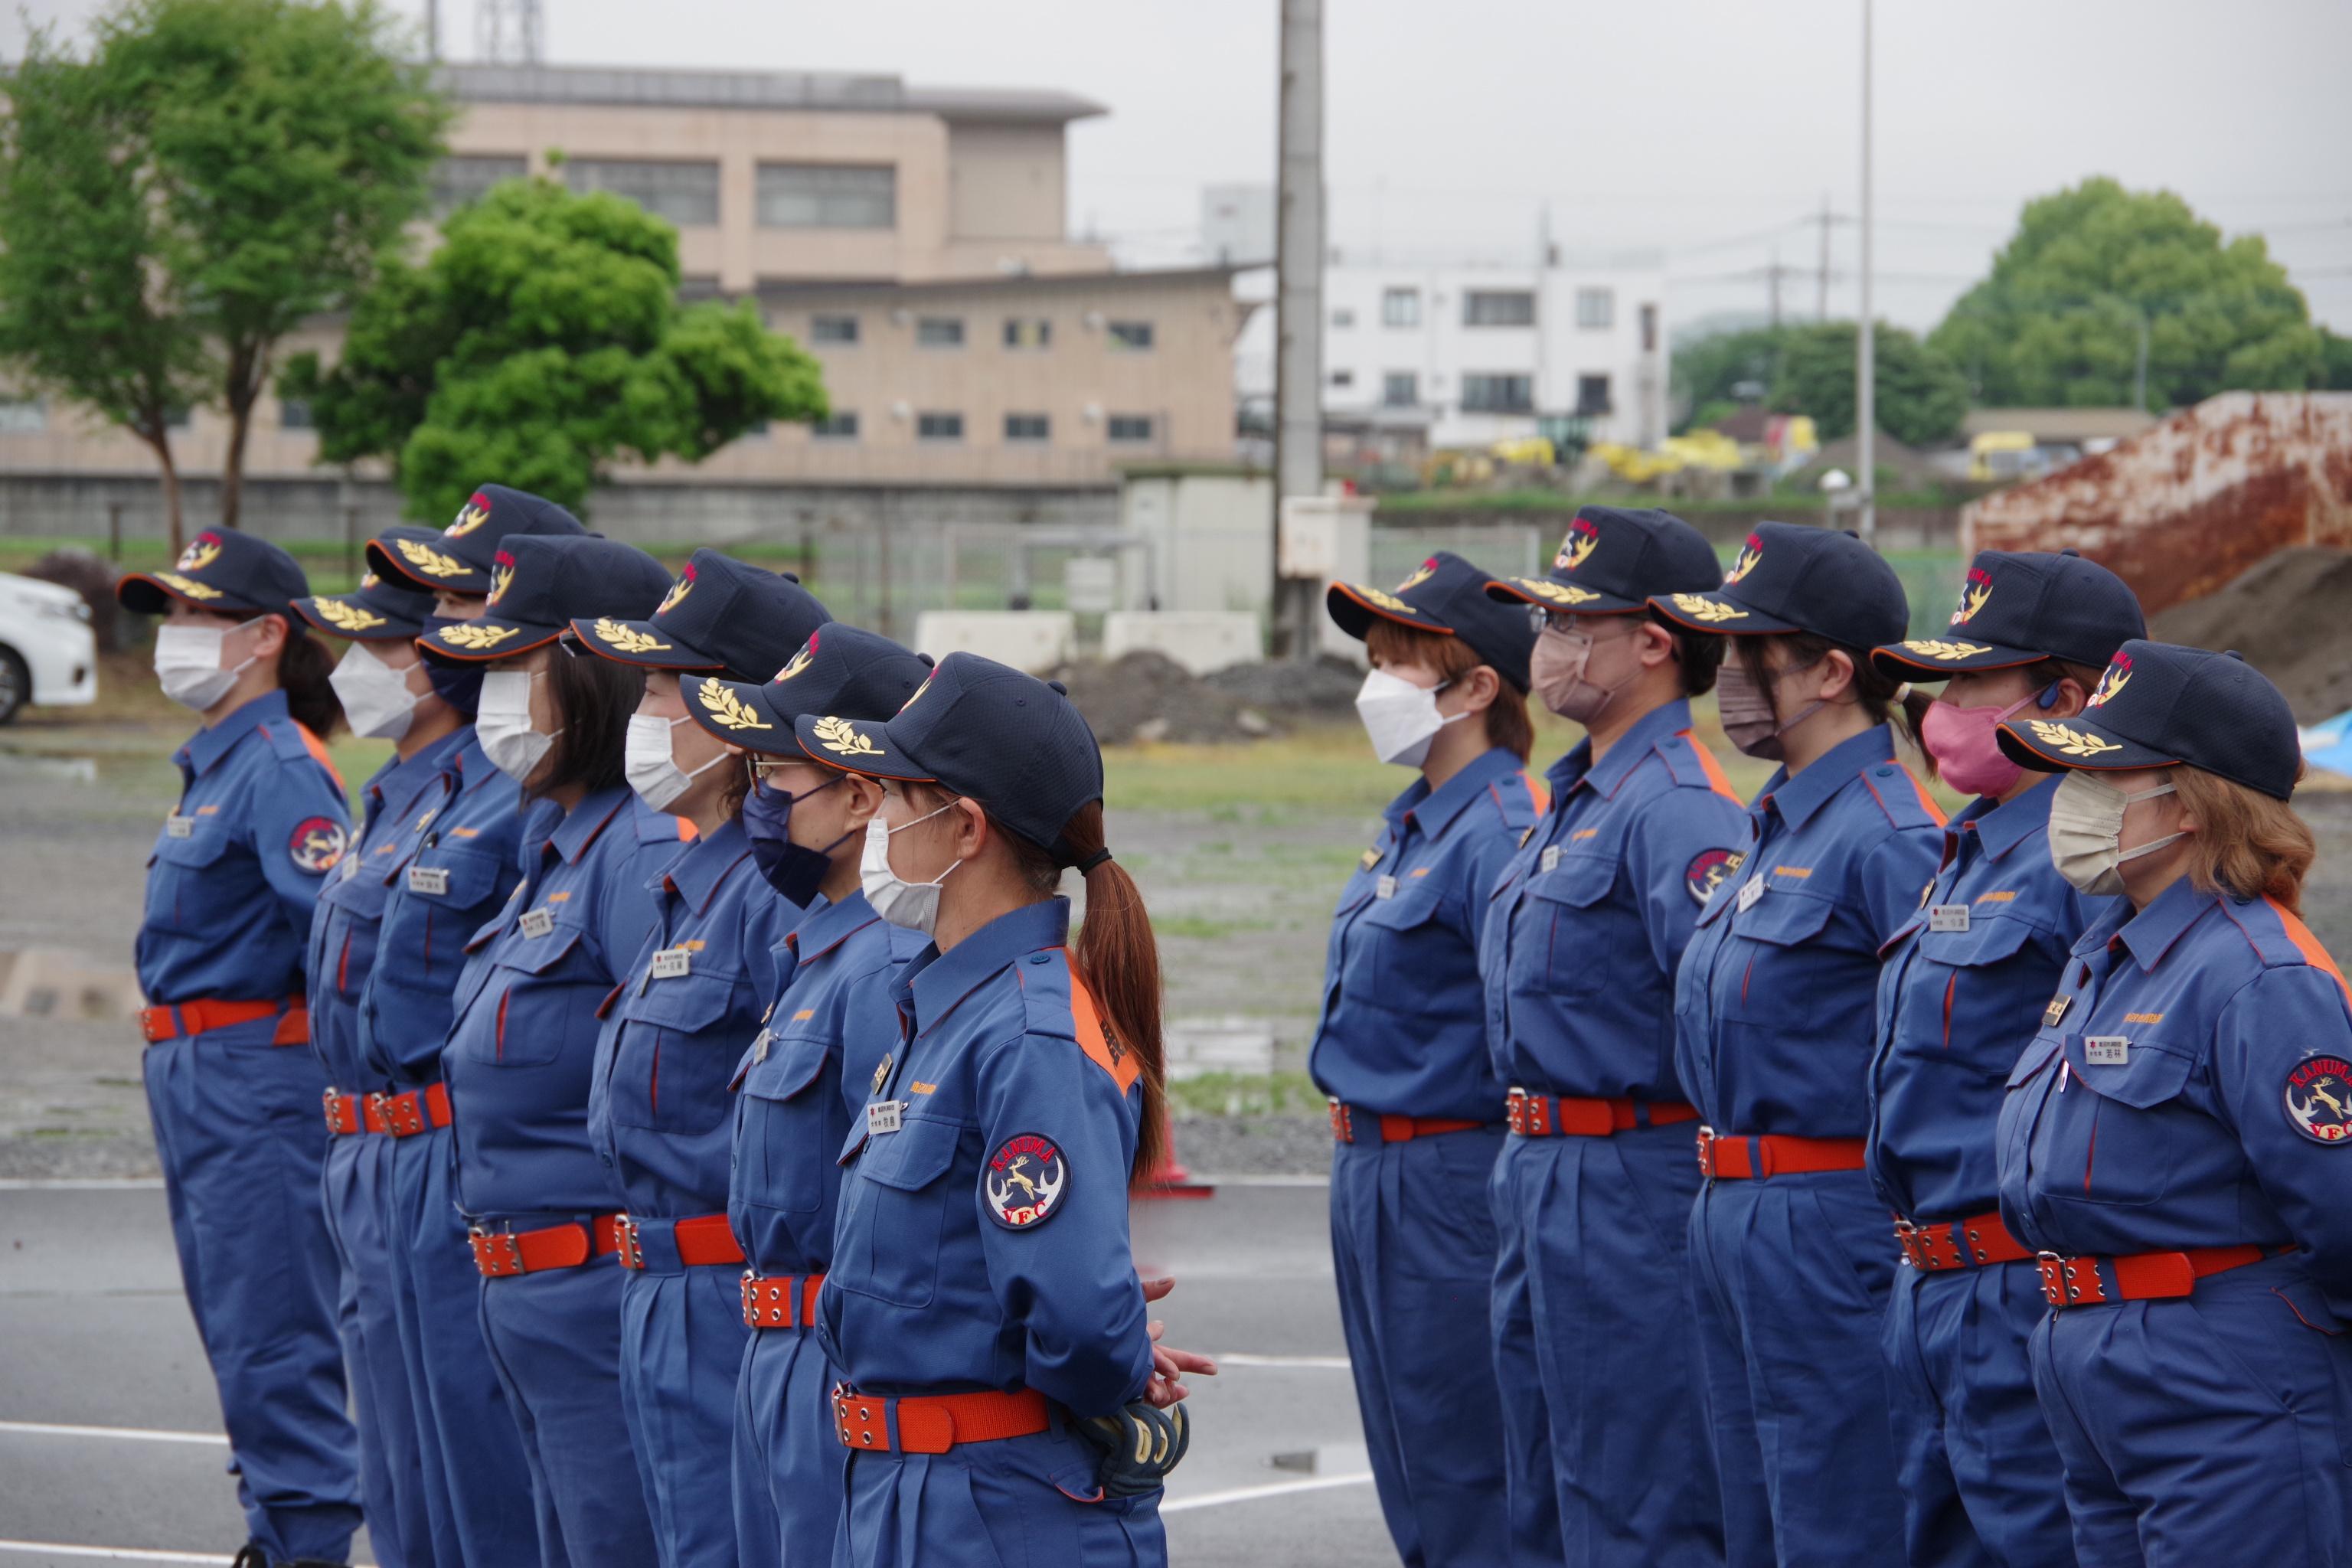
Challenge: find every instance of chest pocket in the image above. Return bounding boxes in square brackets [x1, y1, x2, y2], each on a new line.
[2037, 1033, 2202, 1207]
[457, 922, 596, 1068]
[609, 967, 751, 1134]
[1509, 854, 1619, 1001]
[1890, 916, 2053, 1078]
[146, 822, 240, 933]
[1351, 884, 1473, 1014]
[737, 1031, 839, 1215]
[317, 863, 394, 997]
[381, 848, 511, 995]
[1720, 889, 1837, 1022]
[843, 1115, 965, 1309]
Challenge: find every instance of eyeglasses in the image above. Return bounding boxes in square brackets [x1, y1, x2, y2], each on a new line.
[745, 755, 795, 782]
[1527, 606, 1642, 637]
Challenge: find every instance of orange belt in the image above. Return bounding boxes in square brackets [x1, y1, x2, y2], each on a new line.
[742, 1272, 825, 1330]
[369, 1083, 452, 1139]
[615, 1213, 746, 1272]
[2036, 1244, 2292, 1312]
[1328, 1101, 1488, 1145]
[142, 1000, 307, 1047]
[323, 1089, 371, 1137]
[1507, 1089, 1700, 1138]
[831, 1384, 1052, 1455]
[1694, 1127, 1867, 1180]
[1895, 1210, 2034, 1272]
[470, 1214, 626, 1278]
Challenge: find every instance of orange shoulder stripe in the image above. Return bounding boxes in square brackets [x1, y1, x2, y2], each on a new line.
[1521, 769, 1551, 815]
[1674, 729, 1743, 802]
[1054, 946, 1141, 1093]
[1902, 765, 1948, 828]
[2265, 898, 2352, 1008]
[293, 721, 345, 794]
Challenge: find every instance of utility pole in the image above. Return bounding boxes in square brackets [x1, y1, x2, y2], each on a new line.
[2132, 308, 2150, 413]
[1273, 0, 1326, 658]
[1817, 192, 1833, 322]
[1856, 0, 1876, 544]
[425, 0, 438, 60]
[1769, 247, 1782, 330]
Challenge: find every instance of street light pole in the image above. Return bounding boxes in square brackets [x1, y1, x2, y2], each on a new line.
[1274, 0, 1327, 659]
[1856, 0, 1876, 544]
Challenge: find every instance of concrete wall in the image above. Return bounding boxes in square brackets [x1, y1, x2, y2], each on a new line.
[945, 122, 1067, 243]
[1386, 505, 1962, 554]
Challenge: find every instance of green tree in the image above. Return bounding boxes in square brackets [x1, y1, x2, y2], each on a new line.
[1671, 325, 1785, 434]
[0, 0, 447, 550]
[286, 178, 828, 519]
[1928, 177, 2324, 412]
[1769, 321, 1970, 446]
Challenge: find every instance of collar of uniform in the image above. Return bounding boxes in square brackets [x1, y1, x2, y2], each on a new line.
[658, 815, 751, 915]
[906, 896, 1072, 1036]
[2109, 874, 2219, 973]
[786, 887, 883, 963]
[178, 688, 289, 777]
[447, 727, 506, 797]
[1968, 772, 2058, 864]
[369, 727, 465, 818]
[1759, 723, 1896, 831]
[1400, 746, 1525, 838]
[550, 786, 632, 864]
[1576, 697, 1695, 802]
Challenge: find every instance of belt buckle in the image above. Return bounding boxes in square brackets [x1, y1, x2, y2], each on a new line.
[322, 1089, 348, 1135]
[832, 1383, 886, 1450]
[1694, 1125, 1718, 1179]
[379, 1090, 422, 1138]
[470, 1226, 524, 1278]
[614, 1216, 645, 1271]
[1328, 1099, 1353, 1145]
[1893, 1219, 1926, 1270]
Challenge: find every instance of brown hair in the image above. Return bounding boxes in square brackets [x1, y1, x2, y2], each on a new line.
[1738, 630, 1932, 749]
[1363, 619, 1534, 762]
[2172, 763, 2315, 912]
[1656, 612, 1727, 697]
[534, 639, 644, 802]
[276, 620, 343, 739]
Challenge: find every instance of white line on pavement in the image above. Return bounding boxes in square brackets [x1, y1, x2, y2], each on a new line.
[1207, 1353, 1351, 1369]
[1180, 1172, 1329, 1187]
[1163, 1472, 1376, 1513]
[0, 1544, 230, 1563]
[0, 1420, 227, 1446]
[0, 1178, 165, 1191]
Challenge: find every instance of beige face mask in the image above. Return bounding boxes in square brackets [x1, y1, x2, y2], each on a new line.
[2048, 773, 2183, 896]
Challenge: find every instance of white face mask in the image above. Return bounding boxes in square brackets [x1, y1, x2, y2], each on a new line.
[154, 616, 265, 711]
[2048, 773, 2184, 897]
[330, 642, 423, 741]
[1354, 668, 1462, 768]
[859, 802, 962, 935]
[477, 668, 561, 784]
[624, 712, 725, 812]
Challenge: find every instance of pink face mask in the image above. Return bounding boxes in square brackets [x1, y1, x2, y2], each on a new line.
[1921, 690, 2043, 799]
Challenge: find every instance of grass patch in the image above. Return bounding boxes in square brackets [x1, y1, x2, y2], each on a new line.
[1165, 1070, 1325, 1119]
[1151, 914, 1273, 941]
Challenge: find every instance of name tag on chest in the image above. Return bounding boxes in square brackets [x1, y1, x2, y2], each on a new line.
[752, 1027, 773, 1064]
[2085, 1036, 2130, 1067]
[518, 907, 555, 939]
[1736, 877, 1766, 913]
[865, 1099, 904, 1136]
[1539, 844, 1562, 874]
[407, 865, 449, 897]
[1928, 904, 1970, 933]
[650, 946, 691, 980]
[1375, 874, 1398, 900]
[165, 814, 194, 839]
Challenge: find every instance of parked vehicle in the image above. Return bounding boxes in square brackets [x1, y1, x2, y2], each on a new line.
[0, 570, 98, 724]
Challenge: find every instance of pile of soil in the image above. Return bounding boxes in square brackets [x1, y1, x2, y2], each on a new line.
[1053, 652, 1366, 744]
[2149, 547, 2352, 722]
[1203, 655, 1366, 720]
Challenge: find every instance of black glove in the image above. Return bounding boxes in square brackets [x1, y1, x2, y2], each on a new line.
[1075, 1400, 1191, 1498]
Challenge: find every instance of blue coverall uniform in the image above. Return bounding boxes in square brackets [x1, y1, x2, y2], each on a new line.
[136, 688, 362, 1565]
[730, 890, 921, 1568]
[1673, 723, 1942, 1568]
[1479, 701, 1746, 1568]
[444, 786, 682, 1568]
[357, 731, 542, 1568]
[306, 730, 464, 1568]
[585, 818, 793, 1568]
[1865, 776, 2092, 1568]
[1995, 880, 2352, 1568]
[1309, 746, 1543, 1568]
[817, 898, 1163, 1568]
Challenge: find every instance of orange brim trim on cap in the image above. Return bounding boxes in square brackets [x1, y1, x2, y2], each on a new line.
[1325, 580, 1454, 639]
[294, 594, 410, 640]
[1870, 639, 2043, 678]
[792, 713, 936, 782]
[117, 570, 259, 614]
[1483, 576, 1643, 612]
[568, 616, 724, 671]
[1996, 717, 2181, 774]
[682, 675, 797, 752]
[416, 620, 564, 662]
[1645, 590, 1789, 635]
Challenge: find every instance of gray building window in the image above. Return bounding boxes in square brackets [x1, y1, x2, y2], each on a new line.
[1460, 374, 1534, 413]
[1382, 372, 1418, 408]
[1004, 317, 1053, 349]
[812, 411, 859, 440]
[1576, 375, 1613, 416]
[564, 158, 720, 227]
[433, 154, 525, 215]
[1330, 370, 1354, 388]
[0, 397, 48, 434]
[1108, 321, 1155, 351]
[917, 412, 964, 442]
[1577, 288, 1616, 330]
[1107, 414, 1155, 443]
[810, 315, 859, 345]
[279, 400, 314, 430]
[917, 317, 965, 348]
[1004, 413, 1050, 443]
[1332, 308, 1356, 328]
[756, 164, 896, 230]
[1381, 288, 1420, 328]
[1464, 290, 1536, 328]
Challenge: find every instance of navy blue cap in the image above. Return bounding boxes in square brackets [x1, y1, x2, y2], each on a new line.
[794, 652, 1104, 861]
[682, 624, 933, 754]
[1648, 521, 1908, 648]
[1998, 640, 2301, 799]
[368, 484, 589, 596]
[418, 534, 671, 664]
[1874, 548, 2145, 678]
[293, 570, 437, 642]
[573, 548, 831, 679]
[1485, 506, 1723, 616]
[1327, 550, 1537, 691]
[118, 529, 311, 623]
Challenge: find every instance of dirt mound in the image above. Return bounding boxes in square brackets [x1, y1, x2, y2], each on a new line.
[1201, 655, 1365, 718]
[1054, 652, 1367, 743]
[2149, 547, 2352, 722]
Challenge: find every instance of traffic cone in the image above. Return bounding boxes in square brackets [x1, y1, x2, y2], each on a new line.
[1138, 1112, 1214, 1200]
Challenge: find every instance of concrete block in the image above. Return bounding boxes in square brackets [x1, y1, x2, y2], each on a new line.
[912, 610, 1076, 673]
[1102, 611, 1263, 675]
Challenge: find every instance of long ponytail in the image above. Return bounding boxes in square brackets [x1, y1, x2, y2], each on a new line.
[277, 622, 344, 739]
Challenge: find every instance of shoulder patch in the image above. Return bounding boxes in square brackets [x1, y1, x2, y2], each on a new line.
[1860, 763, 1947, 831]
[289, 815, 348, 874]
[2285, 1055, 2352, 1145]
[983, 1132, 1071, 1228]
[1687, 848, 1740, 906]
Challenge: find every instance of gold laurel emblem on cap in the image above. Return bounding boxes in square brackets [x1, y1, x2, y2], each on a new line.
[1725, 544, 1761, 583]
[314, 597, 387, 632]
[397, 538, 470, 578]
[360, 572, 380, 589]
[813, 715, 882, 757]
[446, 499, 491, 538]
[2027, 720, 2122, 758]
[487, 563, 514, 605]
[774, 644, 815, 683]
[696, 677, 770, 731]
[177, 539, 220, 573]
[1523, 578, 1602, 606]
[435, 623, 518, 651]
[1952, 582, 1991, 624]
[153, 571, 222, 600]
[1353, 584, 1414, 614]
[1669, 593, 1746, 623]
[2089, 667, 2130, 707]
[1899, 639, 1992, 662]
[657, 575, 692, 615]
[592, 619, 670, 655]
[1557, 532, 1599, 570]
[1396, 563, 1437, 591]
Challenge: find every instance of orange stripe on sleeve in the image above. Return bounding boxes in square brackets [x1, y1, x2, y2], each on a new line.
[293, 721, 345, 794]
[2267, 899, 2352, 1008]
[1902, 766, 1949, 828]
[1054, 949, 1142, 1093]
[1521, 770, 1552, 815]
[1674, 730, 1743, 802]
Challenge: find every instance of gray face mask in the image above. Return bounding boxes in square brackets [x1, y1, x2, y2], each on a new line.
[1715, 655, 1827, 761]
[2047, 772, 2184, 897]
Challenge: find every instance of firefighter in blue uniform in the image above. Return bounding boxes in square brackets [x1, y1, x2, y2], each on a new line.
[1994, 642, 2352, 1568]
[806, 654, 1194, 1568]
[420, 534, 682, 1568]
[1651, 522, 1944, 1568]
[292, 567, 466, 1568]
[675, 625, 933, 1568]
[359, 485, 586, 1568]
[1864, 550, 2143, 1568]
[118, 531, 361, 1568]
[1478, 508, 1746, 1568]
[1313, 551, 1544, 1568]
[574, 551, 831, 1568]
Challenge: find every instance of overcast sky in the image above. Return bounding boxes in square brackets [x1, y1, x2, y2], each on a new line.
[10, 0, 2350, 334]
